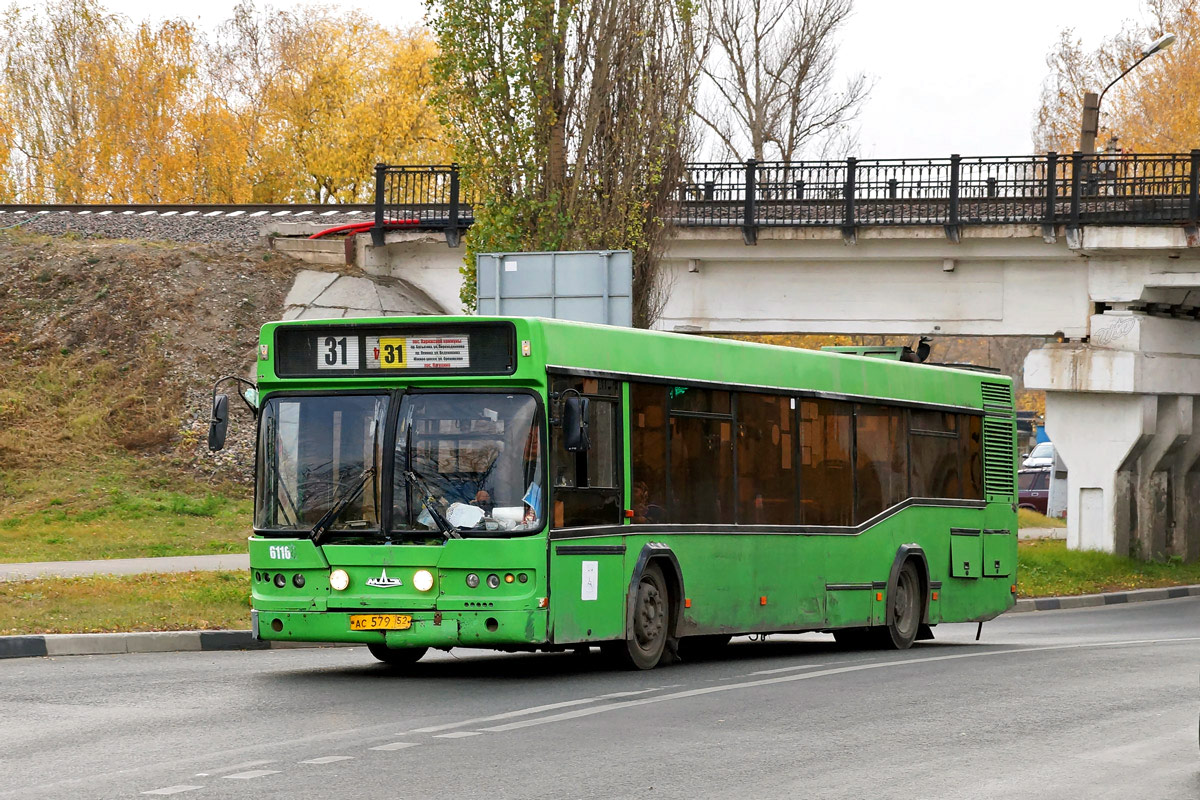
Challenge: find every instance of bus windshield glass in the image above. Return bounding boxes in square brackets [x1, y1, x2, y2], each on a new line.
[255, 394, 388, 534]
[393, 393, 543, 536]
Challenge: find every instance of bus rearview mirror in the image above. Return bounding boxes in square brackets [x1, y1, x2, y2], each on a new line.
[208, 394, 230, 452]
[562, 395, 590, 452]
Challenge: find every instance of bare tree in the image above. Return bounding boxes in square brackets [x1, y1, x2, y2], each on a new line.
[698, 0, 868, 161]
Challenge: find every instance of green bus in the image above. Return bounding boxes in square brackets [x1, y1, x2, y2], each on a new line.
[209, 316, 1017, 670]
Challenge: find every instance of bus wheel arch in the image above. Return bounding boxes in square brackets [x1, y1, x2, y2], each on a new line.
[611, 543, 685, 669]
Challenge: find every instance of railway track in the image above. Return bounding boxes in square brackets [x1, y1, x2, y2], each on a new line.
[0, 203, 377, 218]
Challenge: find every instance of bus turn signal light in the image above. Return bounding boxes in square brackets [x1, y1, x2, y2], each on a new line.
[684, 598, 691, 608]
[760, 596, 767, 605]
[876, 592, 883, 601]
[624, 509, 634, 518]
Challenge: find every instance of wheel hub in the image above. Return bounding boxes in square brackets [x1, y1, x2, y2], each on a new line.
[634, 582, 664, 648]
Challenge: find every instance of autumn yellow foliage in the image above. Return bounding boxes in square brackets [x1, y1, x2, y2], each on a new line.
[1035, 0, 1200, 153]
[0, 0, 448, 204]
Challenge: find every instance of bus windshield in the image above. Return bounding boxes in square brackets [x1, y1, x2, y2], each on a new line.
[255, 394, 388, 534]
[394, 393, 543, 536]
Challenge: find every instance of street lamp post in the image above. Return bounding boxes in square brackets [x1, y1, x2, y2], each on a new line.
[1079, 33, 1176, 153]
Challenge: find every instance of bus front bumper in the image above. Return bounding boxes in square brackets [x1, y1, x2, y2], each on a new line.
[251, 608, 548, 649]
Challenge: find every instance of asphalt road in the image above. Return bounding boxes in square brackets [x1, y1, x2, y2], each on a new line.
[3, 599, 1198, 800]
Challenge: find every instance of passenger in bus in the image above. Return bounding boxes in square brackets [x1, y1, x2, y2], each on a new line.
[471, 489, 494, 515]
[631, 480, 665, 524]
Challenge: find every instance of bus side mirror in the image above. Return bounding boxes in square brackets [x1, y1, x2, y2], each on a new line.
[208, 394, 230, 452]
[562, 395, 590, 452]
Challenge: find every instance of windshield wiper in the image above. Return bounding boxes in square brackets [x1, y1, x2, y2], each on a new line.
[310, 467, 375, 546]
[401, 469, 461, 541]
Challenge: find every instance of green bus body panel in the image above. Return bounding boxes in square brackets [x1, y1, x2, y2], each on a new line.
[249, 315, 1016, 651]
[950, 530, 983, 579]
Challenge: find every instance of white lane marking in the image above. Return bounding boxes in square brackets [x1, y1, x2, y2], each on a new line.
[223, 769, 281, 780]
[405, 687, 662, 734]
[748, 663, 828, 676]
[370, 742, 421, 752]
[434, 731, 481, 739]
[479, 637, 1200, 733]
[205, 760, 275, 775]
[141, 787, 202, 795]
[300, 756, 354, 764]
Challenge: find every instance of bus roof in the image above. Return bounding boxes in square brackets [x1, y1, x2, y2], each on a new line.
[258, 315, 1011, 411]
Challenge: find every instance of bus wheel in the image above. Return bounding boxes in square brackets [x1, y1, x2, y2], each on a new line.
[617, 562, 670, 670]
[879, 560, 922, 650]
[367, 643, 428, 666]
[677, 634, 733, 661]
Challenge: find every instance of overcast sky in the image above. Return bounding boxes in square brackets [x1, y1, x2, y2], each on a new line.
[95, 0, 1150, 158]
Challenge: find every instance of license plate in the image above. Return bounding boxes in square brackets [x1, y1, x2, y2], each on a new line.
[349, 614, 413, 631]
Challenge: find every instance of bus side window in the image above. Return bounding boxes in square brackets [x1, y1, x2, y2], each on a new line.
[909, 410, 961, 499]
[736, 392, 796, 524]
[669, 387, 734, 524]
[631, 383, 669, 523]
[550, 376, 622, 527]
[853, 404, 907, 523]
[799, 399, 853, 526]
[960, 414, 984, 500]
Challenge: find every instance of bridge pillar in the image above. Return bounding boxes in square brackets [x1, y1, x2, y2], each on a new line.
[1025, 313, 1200, 560]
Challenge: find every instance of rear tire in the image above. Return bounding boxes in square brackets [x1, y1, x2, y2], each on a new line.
[610, 562, 670, 670]
[877, 560, 922, 650]
[367, 643, 428, 666]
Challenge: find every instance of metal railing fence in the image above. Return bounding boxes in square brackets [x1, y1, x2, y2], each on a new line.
[373, 151, 1200, 243]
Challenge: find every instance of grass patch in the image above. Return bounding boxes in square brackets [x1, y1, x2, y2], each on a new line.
[1017, 539, 1200, 597]
[0, 571, 249, 635]
[1018, 508, 1065, 529]
[0, 455, 250, 562]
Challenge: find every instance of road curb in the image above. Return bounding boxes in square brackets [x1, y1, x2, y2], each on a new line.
[0, 629, 317, 659]
[1008, 583, 1200, 613]
[4, 585, 1199, 659]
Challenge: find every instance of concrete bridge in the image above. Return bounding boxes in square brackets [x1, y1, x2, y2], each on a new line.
[269, 153, 1200, 562]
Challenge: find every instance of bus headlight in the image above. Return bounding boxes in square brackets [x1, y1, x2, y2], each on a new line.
[329, 569, 350, 591]
[413, 569, 435, 592]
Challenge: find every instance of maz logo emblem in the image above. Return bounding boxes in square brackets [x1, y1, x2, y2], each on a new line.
[366, 569, 403, 588]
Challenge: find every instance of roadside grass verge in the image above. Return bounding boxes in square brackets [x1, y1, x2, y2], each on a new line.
[0, 456, 250, 563]
[1017, 539, 1200, 598]
[0, 571, 249, 635]
[1018, 508, 1065, 528]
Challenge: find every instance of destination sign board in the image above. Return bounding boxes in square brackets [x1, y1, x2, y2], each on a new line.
[273, 322, 516, 378]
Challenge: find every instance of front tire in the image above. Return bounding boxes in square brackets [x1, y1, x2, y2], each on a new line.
[367, 643, 428, 666]
[609, 562, 670, 670]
